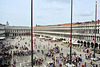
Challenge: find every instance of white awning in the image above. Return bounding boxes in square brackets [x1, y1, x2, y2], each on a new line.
[62, 40, 67, 42]
[0, 37, 5, 39]
[39, 35, 45, 38]
[72, 40, 79, 44]
[73, 42, 79, 45]
[39, 37, 45, 38]
[52, 37, 56, 40]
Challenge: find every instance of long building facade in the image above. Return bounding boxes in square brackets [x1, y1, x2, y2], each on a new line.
[0, 22, 31, 38]
[34, 20, 100, 49]
[0, 24, 5, 38]
[5, 26, 31, 37]
[0, 21, 100, 49]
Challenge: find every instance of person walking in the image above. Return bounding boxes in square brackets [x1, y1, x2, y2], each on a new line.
[81, 63, 83, 67]
[79, 60, 81, 66]
[46, 63, 48, 67]
[84, 62, 87, 67]
[45, 56, 46, 60]
[61, 48, 63, 51]
[96, 64, 98, 67]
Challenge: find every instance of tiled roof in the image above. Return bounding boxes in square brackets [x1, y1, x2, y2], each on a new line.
[35, 23, 77, 27]
[35, 20, 100, 27]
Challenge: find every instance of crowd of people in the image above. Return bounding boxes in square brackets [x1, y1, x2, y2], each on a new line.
[45, 46, 60, 57]
[15, 45, 29, 50]
[0, 36, 100, 67]
[33, 57, 43, 65]
[0, 42, 12, 67]
[0, 36, 33, 67]
[83, 48, 100, 61]
[0, 55, 11, 67]
[49, 51, 99, 67]
[11, 50, 32, 56]
[83, 48, 90, 53]
[47, 61, 55, 67]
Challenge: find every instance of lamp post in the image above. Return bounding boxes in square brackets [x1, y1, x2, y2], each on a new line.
[31, 0, 33, 67]
[94, 1, 97, 58]
[69, 0, 73, 64]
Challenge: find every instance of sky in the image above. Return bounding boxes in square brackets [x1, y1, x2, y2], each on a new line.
[0, 0, 100, 27]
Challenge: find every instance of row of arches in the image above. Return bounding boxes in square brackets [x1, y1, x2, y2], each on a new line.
[77, 40, 100, 49]
[13, 33, 30, 36]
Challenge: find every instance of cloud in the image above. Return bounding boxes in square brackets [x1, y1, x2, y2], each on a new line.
[1, 0, 99, 26]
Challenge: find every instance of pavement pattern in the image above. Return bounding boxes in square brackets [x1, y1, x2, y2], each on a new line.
[4, 36, 100, 67]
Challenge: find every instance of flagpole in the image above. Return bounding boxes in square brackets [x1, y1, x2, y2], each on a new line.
[94, 1, 97, 58]
[31, 0, 33, 67]
[70, 0, 73, 64]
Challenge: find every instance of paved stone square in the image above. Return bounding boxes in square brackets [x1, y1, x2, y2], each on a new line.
[4, 36, 100, 67]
